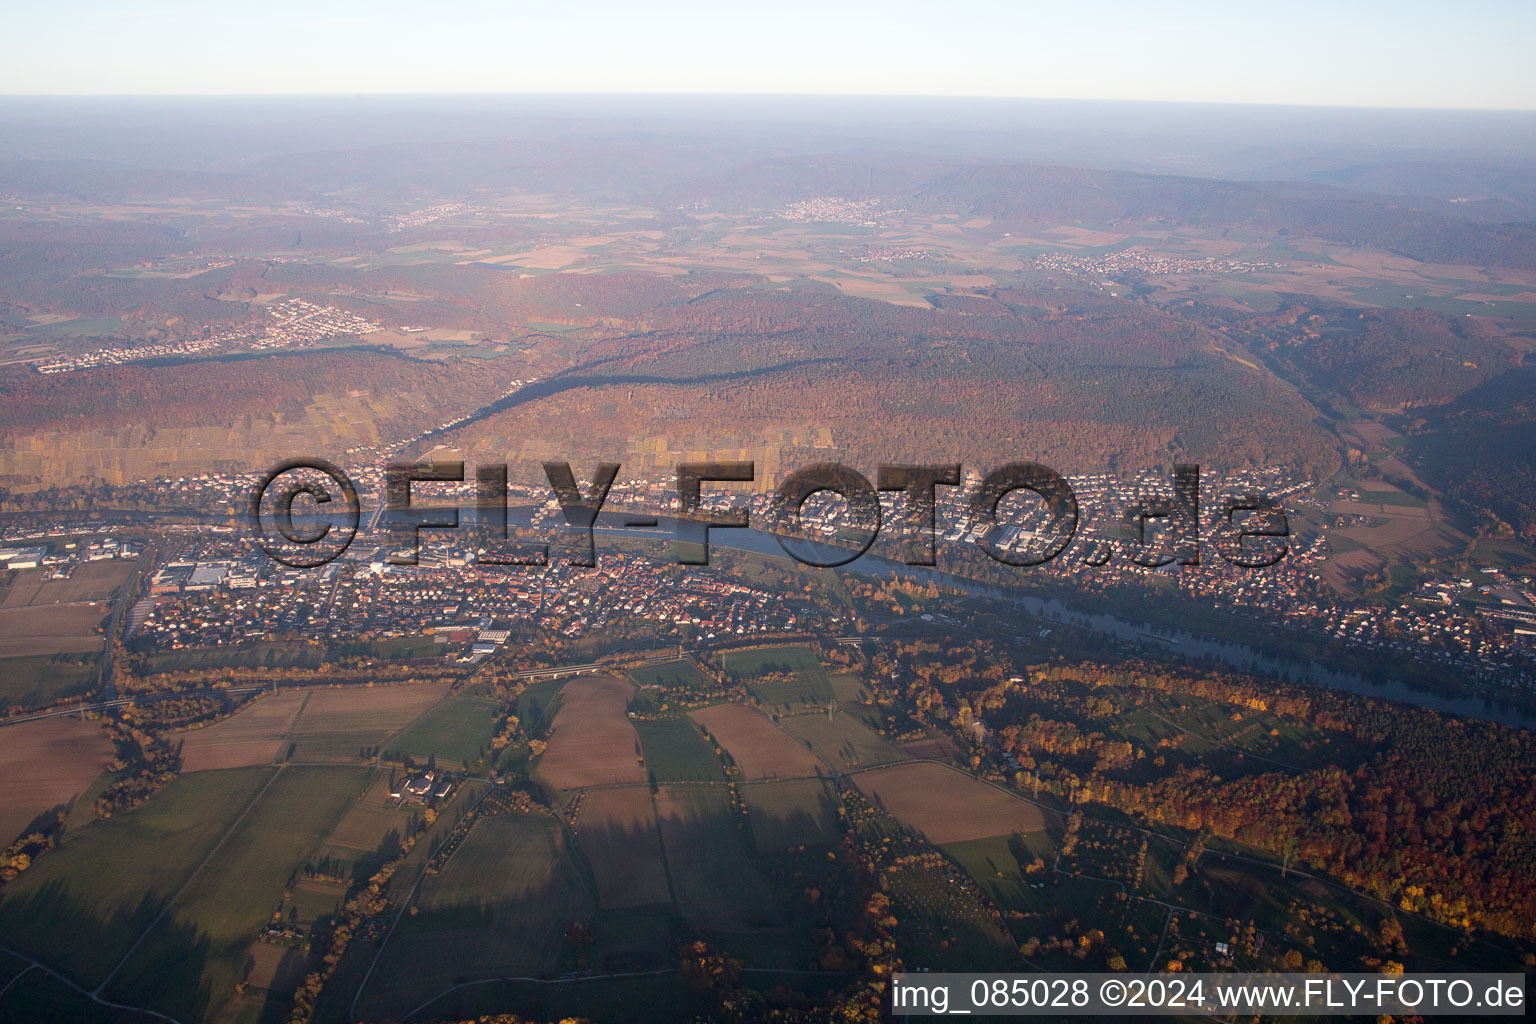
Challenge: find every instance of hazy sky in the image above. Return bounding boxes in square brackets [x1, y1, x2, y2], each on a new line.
[4, 0, 1533, 109]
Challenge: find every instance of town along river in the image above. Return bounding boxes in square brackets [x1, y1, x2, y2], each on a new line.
[582, 512, 1536, 731]
[311, 501, 1533, 730]
[359, 369, 1532, 727]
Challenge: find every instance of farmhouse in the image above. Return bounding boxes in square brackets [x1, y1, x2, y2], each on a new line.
[390, 769, 453, 803]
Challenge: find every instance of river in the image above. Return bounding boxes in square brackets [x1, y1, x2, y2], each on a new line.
[580, 512, 1536, 730]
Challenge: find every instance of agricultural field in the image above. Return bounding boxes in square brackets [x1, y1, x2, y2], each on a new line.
[0, 651, 99, 710]
[353, 634, 445, 662]
[825, 675, 906, 734]
[0, 603, 107, 657]
[60, 771, 114, 833]
[1, 561, 134, 607]
[141, 641, 329, 675]
[1058, 817, 1158, 893]
[0, 561, 133, 662]
[285, 683, 450, 762]
[134, 634, 446, 679]
[850, 799, 1022, 973]
[0, 947, 26, 988]
[883, 851, 1019, 972]
[689, 703, 827, 780]
[314, 772, 419, 878]
[827, 672, 870, 704]
[852, 762, 1046, 845]
[535, 675, 646, 789]
[104, 765, 370, 1022]
[583, 904, 682, 975]
[0, 716, 115, 845]
[357, 812, 595, 1018]
[0, 969, 127, 1024]
[0, 767, 275, 989]
[740, 779, 842, 852]
[220, 873, 345, 1021]
[405, 967, 724, 1024]
[174, 689, 309, 772]
[281, 877, 349, 931]
[779, 709, 910, 771]
[722, 645, 834, 712]
[900, 736, 963, 762]
[385, 684, 501, 768]
[1157, 847, 1401, 965]
[627, 658, 714, 693]
[942, 833, 1060, 915]
[515, 678, 563, 738]
[244, 941, 310, 999]
[654, 785, 778, 930]
[572, 785, 670, 909]
[944, 849, 1176, 975]
[1100, 689, 1353, 774]
[634, 716, 724, 782]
